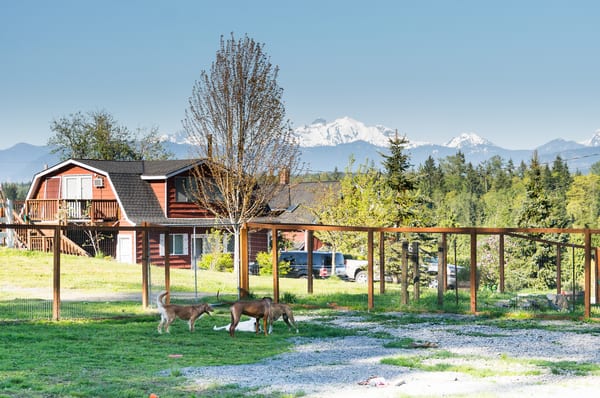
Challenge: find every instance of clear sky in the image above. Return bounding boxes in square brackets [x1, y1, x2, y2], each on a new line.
[1, 0, 599, 150]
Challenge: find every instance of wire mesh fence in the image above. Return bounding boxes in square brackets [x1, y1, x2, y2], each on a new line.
[1, 223, 599, 321]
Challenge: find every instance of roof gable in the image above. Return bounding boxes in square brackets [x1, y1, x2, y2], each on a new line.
[27, 158, 210, 225]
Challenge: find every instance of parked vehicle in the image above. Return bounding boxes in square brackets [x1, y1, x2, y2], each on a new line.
[425, 261, 464, 289]
[251, 251, 346, 278]
[344, 259, 370, 283]
[344, 259, 401, 283]
[280, 251, 346, 278]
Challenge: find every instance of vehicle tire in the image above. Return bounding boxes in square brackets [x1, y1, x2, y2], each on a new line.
[354, 270, 368, 284]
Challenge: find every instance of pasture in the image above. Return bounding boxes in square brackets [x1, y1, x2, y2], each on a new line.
[1, 247, 598, 397]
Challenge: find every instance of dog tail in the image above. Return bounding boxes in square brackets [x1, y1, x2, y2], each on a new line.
[157, 291, 168, 309]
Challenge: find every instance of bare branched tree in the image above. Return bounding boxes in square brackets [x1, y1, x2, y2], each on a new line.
[183, 33, 301, 282]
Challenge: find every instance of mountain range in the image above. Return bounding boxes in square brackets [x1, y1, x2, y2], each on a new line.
[2, 116, 600, 182]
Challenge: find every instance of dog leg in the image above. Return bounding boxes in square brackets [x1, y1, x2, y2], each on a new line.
[189, 315, 200, 332]
[229, 312, 239, 337]
[165, 317, 175, 334]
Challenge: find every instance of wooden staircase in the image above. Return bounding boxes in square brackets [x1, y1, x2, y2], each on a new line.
[0, 184, 89, 257]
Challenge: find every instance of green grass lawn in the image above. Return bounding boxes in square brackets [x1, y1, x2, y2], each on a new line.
[1, 247, 599, 397]
[0, 314, 301, 397]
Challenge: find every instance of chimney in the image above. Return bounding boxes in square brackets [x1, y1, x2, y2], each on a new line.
[279, 168, 290, 185]
[207, 134, 213, 159]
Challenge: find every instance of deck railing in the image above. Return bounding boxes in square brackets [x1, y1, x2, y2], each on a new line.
[25, 199, 119, 222]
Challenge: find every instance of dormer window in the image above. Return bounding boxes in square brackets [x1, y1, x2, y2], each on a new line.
[174, 177, 197, 203]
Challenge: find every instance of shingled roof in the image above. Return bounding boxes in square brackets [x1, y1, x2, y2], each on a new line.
[76, 159, 221, 225]
[256, 181, 340, 224]
[27, 158, 222, 226]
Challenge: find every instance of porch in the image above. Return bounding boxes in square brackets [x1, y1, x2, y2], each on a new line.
[24, 199, 120, 223]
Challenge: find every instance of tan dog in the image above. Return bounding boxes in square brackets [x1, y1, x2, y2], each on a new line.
[156, 291, 213, 333]
[270, 302, 299, 333]
[228, 297, 273, 337]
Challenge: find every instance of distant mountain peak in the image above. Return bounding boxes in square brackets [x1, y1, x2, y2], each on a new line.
[444, 132, 493, 148]
[294, 116, 396, 148]
[582, 129, 600, 147]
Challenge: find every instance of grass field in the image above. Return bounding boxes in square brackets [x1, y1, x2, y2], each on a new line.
[1, 247, 598, 397]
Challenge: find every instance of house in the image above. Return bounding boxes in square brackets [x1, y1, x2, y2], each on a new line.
[20, 158, 269, 267]
[258, 180, 341, 250]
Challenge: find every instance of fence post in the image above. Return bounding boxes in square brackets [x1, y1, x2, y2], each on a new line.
[401, 240, 409, 305]
[240, 224, 249, 297]
[437, 240, 444, 306]
[141, 223, 149, 308]
[411, 241, 420, 301]
[52, 225, 61, 321]
[306, 230, 314, 294]
[470, 231, 477, 314]
[584, 229, 591, 319]
[499, 234, 505, 293]
[272, 227, 279, 303]
[441, 233, 447, 292]
[164, 227, 170, 303]
[556, 243, 562, 295]
[594, 247, 600, 305]
[379, 231, 385, 294]
[367, 229, 374, 310]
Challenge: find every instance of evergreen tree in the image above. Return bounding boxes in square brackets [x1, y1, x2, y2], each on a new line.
[380, 133, 417, 226]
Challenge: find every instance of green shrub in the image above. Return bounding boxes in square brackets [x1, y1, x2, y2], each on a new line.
[255, 251, 291, 276]
[198, 253, 234, 272]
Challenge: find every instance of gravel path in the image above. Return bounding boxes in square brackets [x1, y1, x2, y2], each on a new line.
[178, 312, 600, 397]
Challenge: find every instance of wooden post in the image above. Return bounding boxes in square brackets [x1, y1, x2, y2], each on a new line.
[272, 227, 279, 303]
[594, 247, 600, 305]
[411, 241, 420, 301]
[437, 240, 444, 307]
[306, 230, 314, 294]
[367, 229, 374, 310]
[401, 240, 409, 305]
[141, 223, 149, 308]
[164, 228, 170, 304]
[52, 225, 61, 321]
[556, 243, 562, 295]
[441, 233, 447, 292]
[240, 224, 249, 297]
[379, 231, 385, 294]
[499, 233, 505, 293]
[470, 231, 477, 314]
[584, 229, 591, 319]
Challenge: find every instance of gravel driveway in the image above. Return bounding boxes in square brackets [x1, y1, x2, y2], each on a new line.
[179, 312, 600, 397]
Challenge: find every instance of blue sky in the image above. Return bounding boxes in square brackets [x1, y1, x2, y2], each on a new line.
[1, 0, 599, 150]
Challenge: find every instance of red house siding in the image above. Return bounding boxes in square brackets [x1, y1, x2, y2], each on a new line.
[166, 175, 213, 218]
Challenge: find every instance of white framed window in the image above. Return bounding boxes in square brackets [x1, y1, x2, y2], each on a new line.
[159, 233, 188, 256]
[190, 233, 234, 257]
[62, 175, 92, 199]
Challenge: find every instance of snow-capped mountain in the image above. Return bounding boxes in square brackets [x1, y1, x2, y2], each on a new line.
[582, 129, 600, 147]
[3, 117, 600, 182]
[293, 117, 397, 148]
[444, 132, 494, 148]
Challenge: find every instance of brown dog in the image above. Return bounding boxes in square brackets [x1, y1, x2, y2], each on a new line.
[228, 297, 273, 337]
[270, 302, 299, 333]
[156, 291, 213, 333]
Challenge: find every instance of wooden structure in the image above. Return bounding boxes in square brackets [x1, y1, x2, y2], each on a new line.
[243, 223, 600, 319]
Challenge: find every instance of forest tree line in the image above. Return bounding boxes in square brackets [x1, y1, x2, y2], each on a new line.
[303, 136, 600, 292]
